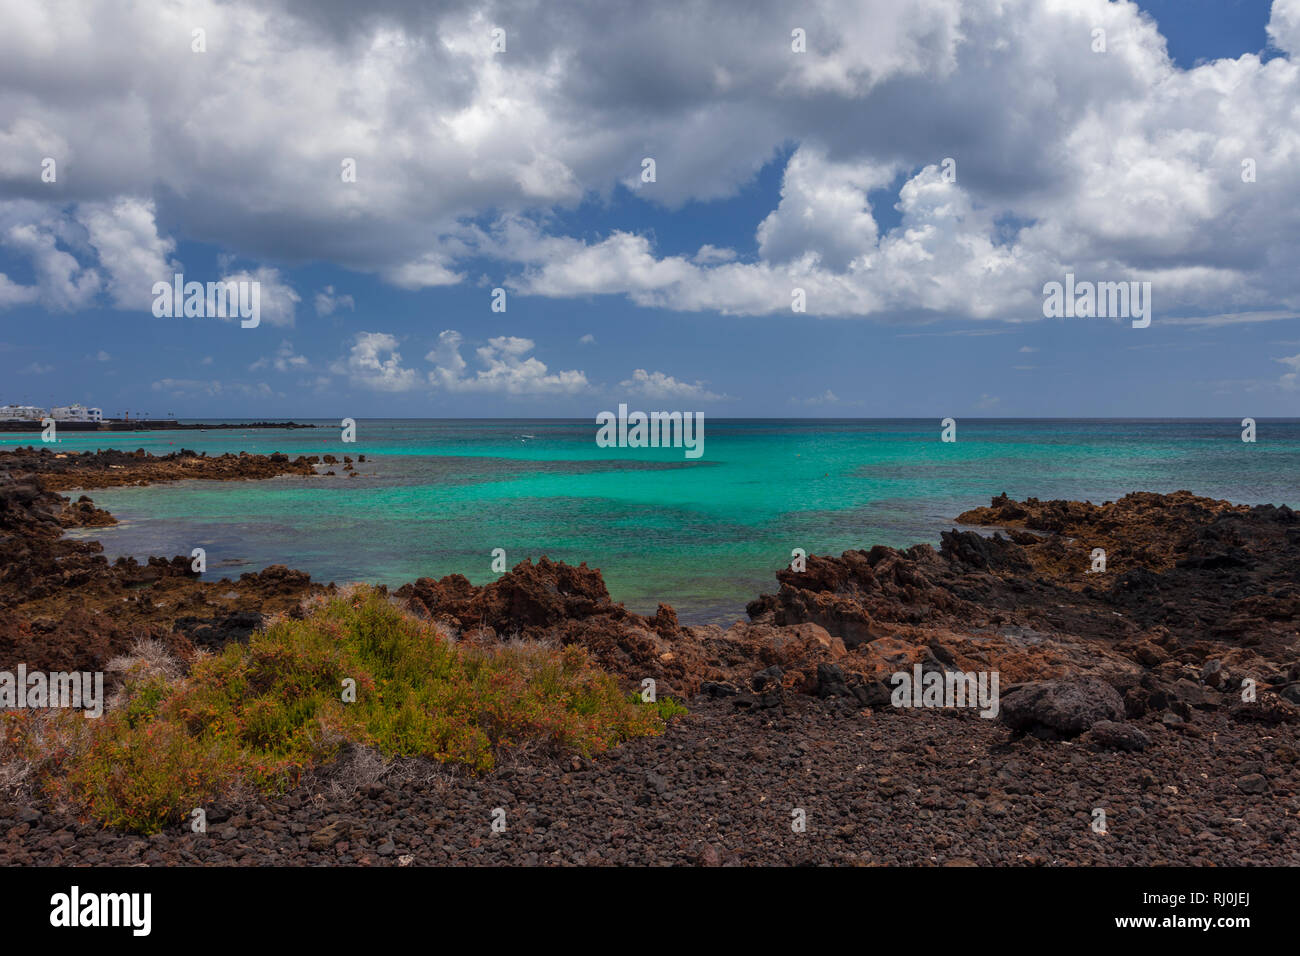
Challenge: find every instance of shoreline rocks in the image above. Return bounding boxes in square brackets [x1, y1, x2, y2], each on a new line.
[0, 449, 328, 673]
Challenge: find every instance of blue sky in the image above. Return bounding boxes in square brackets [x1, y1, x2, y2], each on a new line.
[1, 0, 1298, 418]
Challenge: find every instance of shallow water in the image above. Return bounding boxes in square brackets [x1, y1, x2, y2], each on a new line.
[29, 418, 1300, 626]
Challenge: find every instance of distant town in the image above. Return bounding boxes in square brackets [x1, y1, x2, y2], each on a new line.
[0, 403, 183, 431]
[0, 403, 108, 423]
[0, 404, 314, 432]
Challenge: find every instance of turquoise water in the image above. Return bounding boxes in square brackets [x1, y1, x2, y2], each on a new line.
[13, 419, 1299, 626]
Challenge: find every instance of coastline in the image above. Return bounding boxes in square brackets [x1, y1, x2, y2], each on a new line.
[1, 446, 1297, 865]
[0, 421, 317, 433]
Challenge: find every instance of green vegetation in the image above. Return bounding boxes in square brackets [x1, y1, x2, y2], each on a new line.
[630, 693, 690, 721]
[2, 588, 679, 833]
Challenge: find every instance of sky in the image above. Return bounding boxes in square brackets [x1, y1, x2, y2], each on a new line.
[1, 0, 1298, 419]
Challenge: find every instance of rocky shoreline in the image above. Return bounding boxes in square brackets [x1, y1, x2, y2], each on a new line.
[1, 449, 1297, 865]
[0, 448, 338, 671]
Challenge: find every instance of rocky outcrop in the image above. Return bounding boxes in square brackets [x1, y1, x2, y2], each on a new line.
[956, 491, 1300, 653]
[5, 446, 320, 491]
[737, 491, 1299, 723]
[395, 560, 851, 698]
[0, 449, 329, 673]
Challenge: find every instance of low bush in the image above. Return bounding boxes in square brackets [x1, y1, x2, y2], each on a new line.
[1, 588, 678, 833]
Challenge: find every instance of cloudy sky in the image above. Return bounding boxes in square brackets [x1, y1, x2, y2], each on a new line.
[1, 0, 1298, 417]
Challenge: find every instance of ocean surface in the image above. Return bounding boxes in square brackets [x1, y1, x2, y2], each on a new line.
[14, 418, 1299, 626]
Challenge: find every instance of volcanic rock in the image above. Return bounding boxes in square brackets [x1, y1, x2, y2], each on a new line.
[1000, 679, 1125, 737]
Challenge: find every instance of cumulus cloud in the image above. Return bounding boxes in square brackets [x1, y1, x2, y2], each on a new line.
[334, 331, 419, 392]
[1268, 0, 1300, 53]
[756, 148, 895, 271]
[426, 330, 588, 394]
[219, 266, 300, 327]
[0, 212, 100, 311]
[620, 368, 725, 401]
[78, 198, 179, 309]
[0, 0, 1297, 324]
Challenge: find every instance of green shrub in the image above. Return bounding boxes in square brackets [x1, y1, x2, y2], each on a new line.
[18, 588, 668, 833]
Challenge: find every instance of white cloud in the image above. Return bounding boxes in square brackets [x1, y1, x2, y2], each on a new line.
[1269, 0, 1300, 54]
[693, 244, 737, 265]
[334, 331, 419, 392]
[756, 148, 895, 271]
[0, 272, 39, 308]
[384, 254, 462, 291]
[22, 361, 53, 374]
[0, 0, 1297, 325]
[78, 197, 179, 310]
[578, 333, 596, 345]
[620, 368, 725, 401]
[250, 340, 309, 372]
[426, 330, 588, 395]
[314, 285, 354, 316]
[220, 266, 300, 327]
[0, 214, 100, 311]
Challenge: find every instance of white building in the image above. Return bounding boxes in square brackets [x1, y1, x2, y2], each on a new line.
[52, 404, 103, 423]
[0, 404, 47, 421]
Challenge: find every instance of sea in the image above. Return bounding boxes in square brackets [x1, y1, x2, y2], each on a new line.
[13, 418, 1298, 626]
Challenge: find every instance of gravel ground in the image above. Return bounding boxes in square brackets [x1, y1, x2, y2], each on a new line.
[3, 696, 1297, 867]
